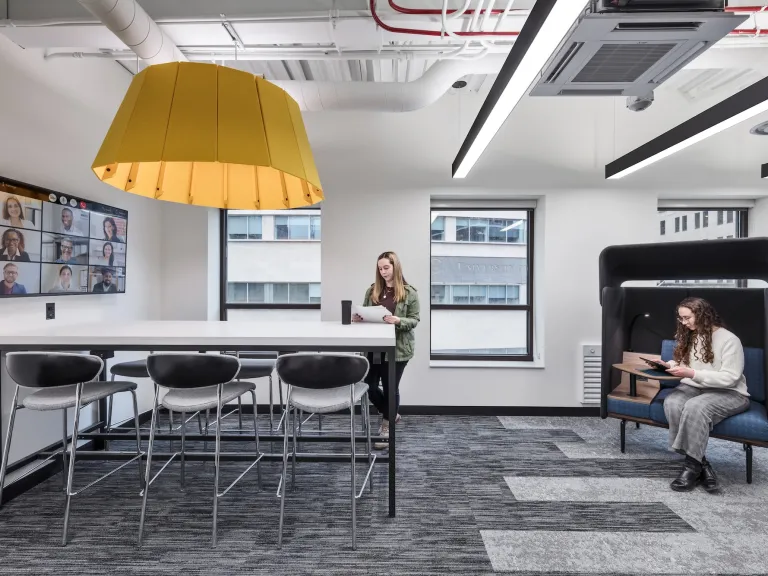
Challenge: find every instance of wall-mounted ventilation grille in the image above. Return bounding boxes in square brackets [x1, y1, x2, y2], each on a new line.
[583, 345, 602, 405]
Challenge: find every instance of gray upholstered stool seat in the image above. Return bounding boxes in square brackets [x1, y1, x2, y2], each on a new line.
[23, 381, 138, 411]
[290, 382, 369, 414]
[237, 358, 275, 379]
[163, 381, 256, 413]
[110, 359, 149, 378]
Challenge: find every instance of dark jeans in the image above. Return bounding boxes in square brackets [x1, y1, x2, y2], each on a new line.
[364, 354, 408, 419]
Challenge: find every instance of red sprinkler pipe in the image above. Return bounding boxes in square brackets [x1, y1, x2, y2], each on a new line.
[387, 0, 523, 16]
[370, 0, 519, 36]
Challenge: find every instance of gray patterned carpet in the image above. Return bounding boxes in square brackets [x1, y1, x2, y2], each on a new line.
[0, 414, 765, 575]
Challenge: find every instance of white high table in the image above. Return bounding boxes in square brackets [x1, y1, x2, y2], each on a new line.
[0, 320, 399, 516]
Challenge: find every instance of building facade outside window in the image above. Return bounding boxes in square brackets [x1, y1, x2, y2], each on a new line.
[223, 209, 321, 321]
[657, 208, 748, 287]
[430, 208, 533, 361]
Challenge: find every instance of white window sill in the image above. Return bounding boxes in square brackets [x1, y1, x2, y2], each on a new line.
[430, 360, 545, 369]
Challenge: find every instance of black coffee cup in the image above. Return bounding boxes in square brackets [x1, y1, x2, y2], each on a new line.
[341, 300, 352, 325]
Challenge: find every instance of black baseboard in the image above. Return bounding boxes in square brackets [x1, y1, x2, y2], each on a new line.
[399, 406, 600, 416]
[226, 404, 599, 417]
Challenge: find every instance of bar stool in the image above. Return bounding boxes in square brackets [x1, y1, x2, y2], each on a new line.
[139, 353, 263, 547]
[275, 353, 374, 549]
[0, 352, 144, 545]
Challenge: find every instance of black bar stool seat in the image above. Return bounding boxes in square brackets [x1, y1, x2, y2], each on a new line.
[110, 359, 149, 379]
[237, 358, 275, 379]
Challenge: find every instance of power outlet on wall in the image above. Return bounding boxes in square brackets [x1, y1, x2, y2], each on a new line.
[46, 302, 55, 320]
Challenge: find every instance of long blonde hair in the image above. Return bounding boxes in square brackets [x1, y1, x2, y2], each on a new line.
[372, 251, 407, 304]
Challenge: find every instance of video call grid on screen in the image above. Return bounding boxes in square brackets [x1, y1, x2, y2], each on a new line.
[0, 177, 128, 297]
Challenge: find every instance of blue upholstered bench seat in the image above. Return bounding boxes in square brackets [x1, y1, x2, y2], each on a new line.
[607, 397, 651, 420]
[649, 388, 768, 442]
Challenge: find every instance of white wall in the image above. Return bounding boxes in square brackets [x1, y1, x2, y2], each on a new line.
[0, 36, 164, 465]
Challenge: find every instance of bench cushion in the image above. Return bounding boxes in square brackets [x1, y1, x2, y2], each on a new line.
[607, 397, 651, 420]
[650, 390, 768, 442]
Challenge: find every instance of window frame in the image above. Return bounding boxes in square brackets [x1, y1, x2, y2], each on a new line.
[429, 207, 534, 362]
[220, 208, 321, 320]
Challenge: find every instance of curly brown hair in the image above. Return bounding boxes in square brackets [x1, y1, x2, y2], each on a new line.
[673, 297, 722, 365]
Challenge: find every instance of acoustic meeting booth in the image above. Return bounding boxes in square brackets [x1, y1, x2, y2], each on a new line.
[599, 238, 768, 483]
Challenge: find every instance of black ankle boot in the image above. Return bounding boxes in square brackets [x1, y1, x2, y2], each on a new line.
[700, 457, 719, 492]
[671, 456, 702, 492]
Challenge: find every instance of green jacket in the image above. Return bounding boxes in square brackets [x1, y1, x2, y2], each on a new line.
[363, 284, 420, 362]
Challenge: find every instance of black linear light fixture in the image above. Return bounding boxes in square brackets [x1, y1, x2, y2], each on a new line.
[606, 75, 768, 180]
[762, 163, 768, 179]
[452, 0, 587, 179]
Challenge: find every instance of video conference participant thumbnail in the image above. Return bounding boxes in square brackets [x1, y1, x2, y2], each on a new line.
[42, 204, 89, 237]
[90, 266, 123, 293]
[42, 263, 89, 294]
[41, 233, 89, 265]
[91, 213, 126, 243]
[0, 226, 42, 262]
[1, 261, 40, 295]
[0, 192, 41, 230]
[90, 240, 126, 267]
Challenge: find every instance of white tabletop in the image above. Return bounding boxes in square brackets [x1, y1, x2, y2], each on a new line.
[0, 320, 396, 350]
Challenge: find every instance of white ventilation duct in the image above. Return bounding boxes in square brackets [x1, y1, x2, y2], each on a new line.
[272, 55, 506, 112]
[77, 0, 185, 64]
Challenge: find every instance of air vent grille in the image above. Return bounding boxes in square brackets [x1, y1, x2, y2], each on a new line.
[572, 43, 676, 83]
[559, 88, 625, 95]
[583, 345, 602, 405]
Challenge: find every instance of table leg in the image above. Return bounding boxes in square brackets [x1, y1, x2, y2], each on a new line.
[629, 373, 637, 397]
[90, 350, 113, 451]
[387, 348, 396, 518]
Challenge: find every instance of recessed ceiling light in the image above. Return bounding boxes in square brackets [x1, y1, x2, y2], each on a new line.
[452, 80, 468, 89]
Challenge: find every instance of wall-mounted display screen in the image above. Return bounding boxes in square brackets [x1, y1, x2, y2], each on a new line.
[0, 177, 128, 297]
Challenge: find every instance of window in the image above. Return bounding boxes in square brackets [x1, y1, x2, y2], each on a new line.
[431, 216, 445, 241]
[656, 208, 748, 287]
[454, 216, 526, 244]
[430, 208, 533, 361]
[226, 282, 321, 304]
[275, 215, 320, 240]
[660, 220, 666, 235]
[222, 209, 321, 319]
[675, 217, 680, 233]
[227, 215, 262, 240]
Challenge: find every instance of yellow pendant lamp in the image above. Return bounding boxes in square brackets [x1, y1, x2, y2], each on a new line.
[91, 62, 323, 210]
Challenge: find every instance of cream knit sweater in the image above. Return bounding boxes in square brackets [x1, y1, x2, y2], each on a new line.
[667, 328, 749, 397]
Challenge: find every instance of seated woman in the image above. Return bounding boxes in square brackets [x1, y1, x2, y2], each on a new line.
[656, 297, 750, 492]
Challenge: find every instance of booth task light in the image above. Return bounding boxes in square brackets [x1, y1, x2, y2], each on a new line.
[91, 62, 323, 210]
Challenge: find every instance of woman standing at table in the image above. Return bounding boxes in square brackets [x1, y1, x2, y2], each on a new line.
[353, 251, 420, 448]
[655, 297, 750, 492]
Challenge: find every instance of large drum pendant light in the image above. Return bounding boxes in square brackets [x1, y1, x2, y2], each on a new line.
[91, 62, 323, 209]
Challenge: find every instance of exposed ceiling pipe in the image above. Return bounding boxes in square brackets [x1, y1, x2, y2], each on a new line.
[271, 54, 507, 112]
[76, 0, 185, 64]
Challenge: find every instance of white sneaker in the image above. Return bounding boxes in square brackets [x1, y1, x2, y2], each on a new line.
[374, 419, 389, 450]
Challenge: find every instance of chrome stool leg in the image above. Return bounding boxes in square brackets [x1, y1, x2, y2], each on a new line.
[180, 411, 186, 490]
[61, 407, 68, 490]
[237, 396, 243, 433]
[278, 386, 292, 548]
[138, 385, 160, 548]
[212, 384, 223, 547]
[250, 389, 262, 489]
[350, 385, 356, 550]
[0, 385, 20, 507]
[291, 406, 297, 490]
[168, 409, 174, 452]
[105, 392, 113, 452]
[364, 393, 373, 493]
[62, 382, 84, 546]
[318, 412, 323, 432]
[130, 390, 145, 488]
[268, 375, 274, 432]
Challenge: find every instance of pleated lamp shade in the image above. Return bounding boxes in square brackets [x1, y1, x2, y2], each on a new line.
[91, 62, 323, 210]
